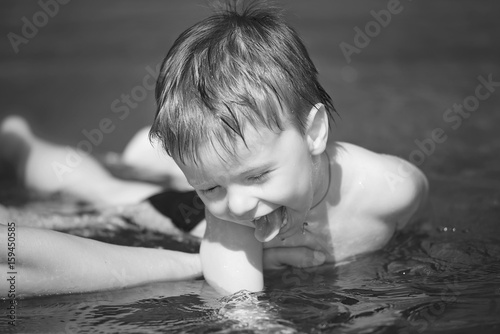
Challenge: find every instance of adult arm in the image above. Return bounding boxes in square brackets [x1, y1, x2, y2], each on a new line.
[0, 224, 201, 298]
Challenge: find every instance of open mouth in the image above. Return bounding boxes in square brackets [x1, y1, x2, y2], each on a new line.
[252, 207, 288, 242]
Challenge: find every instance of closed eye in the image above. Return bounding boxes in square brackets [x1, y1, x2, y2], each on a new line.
[201, 186, 219, 194]
[247, 171, 271, 183]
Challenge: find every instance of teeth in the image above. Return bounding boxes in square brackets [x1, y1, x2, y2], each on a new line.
[280, 209, 288, 228]
[252, 209, 286, 226]
[252, 214, 271, 223]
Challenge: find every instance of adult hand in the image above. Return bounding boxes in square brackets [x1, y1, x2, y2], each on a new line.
[263, 247, 326, 270]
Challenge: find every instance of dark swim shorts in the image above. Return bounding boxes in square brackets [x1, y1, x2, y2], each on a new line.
[146, 190, 205, 232]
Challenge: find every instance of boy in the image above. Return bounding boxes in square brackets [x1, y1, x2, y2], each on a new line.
[149, 3, 428, 295]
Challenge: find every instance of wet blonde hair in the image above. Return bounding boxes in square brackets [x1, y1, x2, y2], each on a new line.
[150, 2, 335, 164]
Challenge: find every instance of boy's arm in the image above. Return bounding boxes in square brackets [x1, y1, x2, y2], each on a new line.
[0, 224, 201, 298]
[200, 210, 263, 295]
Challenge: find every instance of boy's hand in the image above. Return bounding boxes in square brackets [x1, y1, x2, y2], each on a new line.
[263, 247, 326, 270]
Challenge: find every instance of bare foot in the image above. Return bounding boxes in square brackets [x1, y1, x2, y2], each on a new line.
[0, 115, 33, 180]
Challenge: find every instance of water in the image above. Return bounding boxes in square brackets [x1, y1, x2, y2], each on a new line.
[2, 231, 499, 333]
[1, 0, 500, 333]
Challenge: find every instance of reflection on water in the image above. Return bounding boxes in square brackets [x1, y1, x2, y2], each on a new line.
[2, 229, 499, 333]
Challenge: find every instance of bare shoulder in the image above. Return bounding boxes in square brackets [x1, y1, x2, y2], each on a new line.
[329, 142, 428, 228]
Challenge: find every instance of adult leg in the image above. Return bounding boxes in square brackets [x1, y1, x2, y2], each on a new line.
[121, 126, 192, 191]
[0, 115, 162, 207]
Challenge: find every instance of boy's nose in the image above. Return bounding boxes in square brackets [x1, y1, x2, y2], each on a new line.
[226, 186, 256, 220]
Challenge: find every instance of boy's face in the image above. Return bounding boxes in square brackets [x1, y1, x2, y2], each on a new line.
[177, 123, 318, 242]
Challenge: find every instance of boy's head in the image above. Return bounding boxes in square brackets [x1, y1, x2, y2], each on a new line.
[150, 2, 334, 165]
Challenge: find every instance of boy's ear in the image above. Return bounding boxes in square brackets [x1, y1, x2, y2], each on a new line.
[305, 103, 329, 155]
